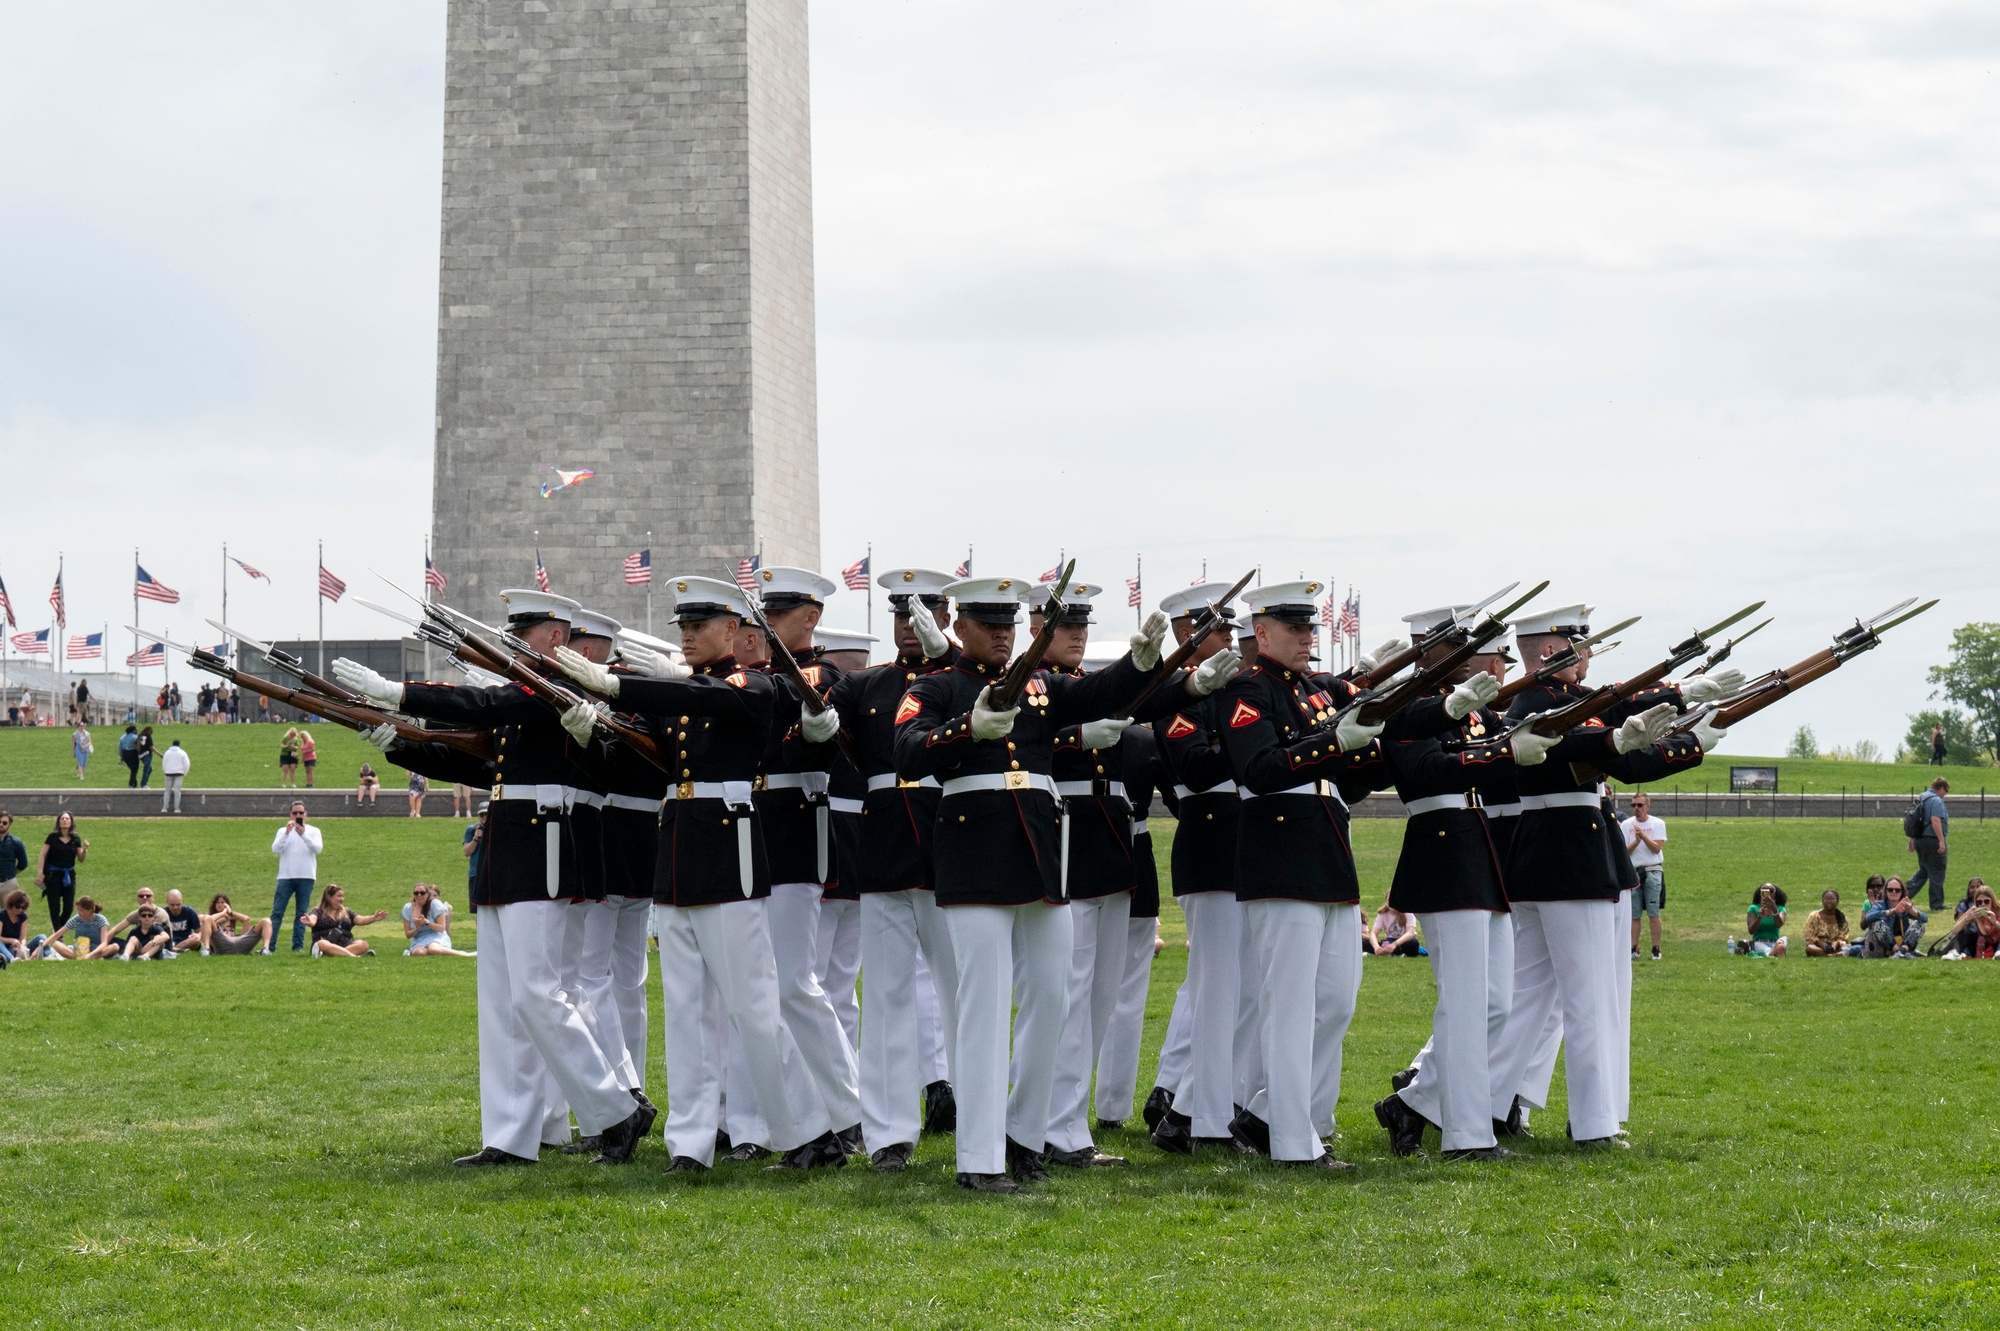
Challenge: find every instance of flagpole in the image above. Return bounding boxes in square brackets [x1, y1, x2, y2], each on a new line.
[222, 541, 229, 636]
[421, 537, 433, 684]
[866, 542, 873, 638]
[54, 551, 65, 717]
[645, 530, 654, 635]
[1134, 552, 1142, 628]
[133, 547, 141, 709]
[317, 539, 326, 678]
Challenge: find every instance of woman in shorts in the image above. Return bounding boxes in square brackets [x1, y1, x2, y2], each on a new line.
[301, 884, 387, 958]
[402, 883, 474, 957]
[407, 769, 429, 818]
[357, 762, 380, 805]
[200, 893, 274, 956]
[298, 729, 318, 787]
[278, 727, 300, 789]
[31, 895, 119, 960]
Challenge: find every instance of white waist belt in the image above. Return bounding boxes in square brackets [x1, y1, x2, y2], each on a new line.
[941, 772, 1058, 799]
[1404, 793, 1477, 816]
[763, 771, 830, 796]
[571, 790, 607, 810]
[828, 796, 864, 815]
[605, 793, 662, 813]
[1172, 780, 1238, 800]
[1483, 801, 1523, 818]
[866, 773, 940, 792]
[1056, 779, 1127, 801]
[1519, 791, 1603, 811]
[1239, 780, 1347, 810]
[1130, 820, 1149, 838]
[668, 780, 757, 810]
[492, 783, 576, 812]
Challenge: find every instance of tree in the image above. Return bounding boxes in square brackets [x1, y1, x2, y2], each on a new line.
[1927, 623, 2000, 762]
[1786, 724, 1819, 759]
[1901, 709, 1983, 766]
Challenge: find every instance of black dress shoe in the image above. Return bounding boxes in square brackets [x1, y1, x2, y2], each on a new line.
[957, 1171, 1021, 1194]
[560, 1135, 603, 1155]
[1496, 1095, 1532, 1138]
[1229, 1107, 1271, 1157]
[1005, 1136, 1049, 1183]
[665, 1155, 708, 1174]
[715, 1128, 733, 1154]
[1443, 1145, 1516, 1162]
[1142, 1085, 1174, 1132]
[1095, 1118, 1123, 1133]
[1572, 1135, 1630, 1150]
[769, 1130, 848, 1170]
[723, 1142, 774, 1163]
[1150, 1109, 1195, 1156]
[1281, 1153, 1357, 1171]
[1046, 1144, 1128, 1168]
[1389, 1065, 1418, 1093]
[1372, 1094, 1432, 1158]
[590, 1106, 648, 1164]
[834, 1123, 866, 1157]
[452, 1146, 536, 1168]
[1197, 1136, 1245, 1153]
[870, 1142, 915, 1172]
[631, 1089, 659, 1140]
[923, 1080, 957, 1135]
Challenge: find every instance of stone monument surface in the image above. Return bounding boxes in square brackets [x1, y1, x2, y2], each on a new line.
[431, 0, 820, 625]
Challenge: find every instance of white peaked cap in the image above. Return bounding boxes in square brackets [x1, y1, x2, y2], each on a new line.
[499, 589, 581, 624]
[1159, 583, 1241, 620]
[1514, 604, 1593, 638]
[664, 575, 755, 621]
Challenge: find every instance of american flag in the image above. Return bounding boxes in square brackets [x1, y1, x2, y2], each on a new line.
[534, 549, 551, 593]
[1338, 595, 1359, 639]
[135, 565, 181, 604]
[1039, 563, 1062, 583]
[50, 571, 65, 628]
[841, 555, 869, 590]
[1126, 574, 1142, 608]
[127, 642, 166, 668]
[212, 642, 231, 657]
[0, 574, 13, 628]
[12, 628, 49, 655]
[67, 632, 103, 660]
[230, 556, 270, 582]
[955, 556, 972, 578]
[1321, 593, 1338, 628]
[424, 555, 448, 591]
[735, 555, 761, 593]
[623, 549, 652, 586]
[319, 563, 347, 602]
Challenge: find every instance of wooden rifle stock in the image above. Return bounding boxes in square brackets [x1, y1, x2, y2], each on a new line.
[444, 634, 669, 772]
[742, 596, 865, 770]
[1113, 568, 1256, 721]
[988, 561, 1074, 711]
[1704, 649, 1840, 729]
[198, 656, 492, 759]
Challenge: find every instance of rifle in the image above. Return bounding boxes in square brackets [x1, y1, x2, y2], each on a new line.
[1491, 616, 1641, 707]
[1686, 617, 1771, 677]
[1337, 580, 1550, 727]
[1671, 599, 1936, 734]
[1112, 568, 1257, 720]
[131, 627, 492, 759]
[1351, 580, 1524, 689]
[208, 619, 373, 709]
[737, 578, 864, 770]
[988, 560, 1074, 711]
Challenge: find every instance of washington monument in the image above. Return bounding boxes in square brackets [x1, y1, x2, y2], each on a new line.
[430, 0, 821, 626]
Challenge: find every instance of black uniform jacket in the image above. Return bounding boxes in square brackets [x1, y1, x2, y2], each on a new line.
[893, 650, 1155, 908]
[751, 650, 846, 888]
[1050, 665, 1192, 902]
[1155, 693, 1238, 896]
[1123, 724, 1162, 919]
[617, 658, 778, 908]
[1502, 680, 1705, 901]
[827, 650, 952, 894]
[399, 682, 593, 908]
[592, 672, 670, 899]
[1384, 697, 1531, 915]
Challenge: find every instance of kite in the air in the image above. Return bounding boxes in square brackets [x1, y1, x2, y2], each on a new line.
[537, 467, 597, 498]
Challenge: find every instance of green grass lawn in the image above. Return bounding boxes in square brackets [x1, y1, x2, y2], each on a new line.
[1609, 753, 1996, 796]
[0, 721, 418, 789]
[4, 819, 1999, 1327]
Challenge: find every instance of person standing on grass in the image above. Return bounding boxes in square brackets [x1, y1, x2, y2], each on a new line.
[36, 812, 87, 932]
[298, 729, 318, 787]
[1908, 777, 1950, 912]
[118, 725, 140, 786]
[136, 726, 155, 788]
[301, 884, 386, 957]
[270, 801, 323, 952]
[200, 893, 274, 955]
[160, 740, 190, 813]
[1621, 793, 1668, 960]
[0, 811, 27, 898]
[278, 727, 300, 788]
[1930, 722, 1947, 766]
[452, 782, 473, 818]
[71, 720, 93, 780]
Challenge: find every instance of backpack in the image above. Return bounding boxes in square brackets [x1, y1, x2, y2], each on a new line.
[1902, 796, 1931, 839]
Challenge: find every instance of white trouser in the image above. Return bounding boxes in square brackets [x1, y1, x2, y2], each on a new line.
[815, 896, 861, 1050]
[1611, 887, 1632, 1124]
[1489, 899, 1618, 1140]
[1047, 892, 1133, 1152]
[1243, 900, 1362, 1162]
[1398, 909, 1514, 1151]
[575, 896, 650, 1092]
[722, 1019, 769, 1148]
[161, 773, 184, 812]
[1234, 898, 1266, 1114]
[656, 899, 830, 1163]
[768, 882, 863, 1130]
[560, 899, 639, 1095]
[1512, 1006, 1564, 1128]
[915, 946, 950, 1084]
[946, 902, 1074, 1175]
[1155, 979, 1194, 1099]
[476, 901, 630, 1158]
[858, 889, 958, 1149]
[1093, 914, 1157, 1123]
[1178, 892, 1245, 1138]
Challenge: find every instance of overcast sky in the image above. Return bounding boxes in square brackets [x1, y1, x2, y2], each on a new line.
[3, 1, 1995, 757]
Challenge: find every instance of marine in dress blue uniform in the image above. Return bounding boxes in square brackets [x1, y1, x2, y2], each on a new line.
[810, 626, 875, 1080]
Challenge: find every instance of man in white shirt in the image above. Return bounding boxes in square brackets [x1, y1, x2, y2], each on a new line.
[1621, 793, 1667, 960]
[271, 802, 324, 954]
[160, 741, 192, 814]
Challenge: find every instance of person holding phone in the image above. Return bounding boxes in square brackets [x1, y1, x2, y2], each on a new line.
[270, 802, 324, 952]
[1735, 884, 1788, 956]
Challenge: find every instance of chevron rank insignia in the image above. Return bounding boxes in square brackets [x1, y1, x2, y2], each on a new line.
[1228, 701, 1261, 729]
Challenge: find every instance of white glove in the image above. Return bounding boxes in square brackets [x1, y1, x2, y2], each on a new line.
[970, 685, 1019, 741]
[1080, 717, 1132, 750]
[1509, 725, 1559, 767]
[1358, 637, 1411, 675]
[553, 645, 619, 697]
[1612, 702, 1679, 754]
[618, 642, 691, 680]
[1190, 648, 1241, 696]
[362, 722, 398, 753]
[559, 701, 600, 745]
[1691, 714, 1728, 753]
[908, 606, 951, 660]
[1444, 672, 1502, 720]
[1335, 710, 1384, 754]
[800, 705, 841, 744]
[1130, 611, 1169, 671]
[332, 658, 403, 708]
[1680, 667, 1745, 706]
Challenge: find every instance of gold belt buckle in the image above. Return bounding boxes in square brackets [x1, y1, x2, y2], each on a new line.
[1003, 771, 1031, 791]
[676, 781, 695, 801]
[1316, 780, 1333, 797]
[898, 778, 922, 789]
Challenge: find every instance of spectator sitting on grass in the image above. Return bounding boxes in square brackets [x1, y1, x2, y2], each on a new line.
[1952, 877, 1988, 922]
[1, 888, 44, 962]
[402, 883, 474, 957]
[1363, 895, 1422, 956]
[159, 889, 204, 958]
[29, 896, 119, 960]
[1940, 882, 2000, 960]
[120, 905, 171, 960]
[301, 884, 386, 958]
[1803, 890, 1851, 957]
[357, 762, 379, 805]
[199, 893, 273, 956]
[1863, 877, 1926, 958]
[1732, 884, 1788, 956]
[407, 769, 429, 819]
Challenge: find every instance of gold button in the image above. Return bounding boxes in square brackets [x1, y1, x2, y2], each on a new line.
[958, 815, 966, 823]
[1276, 815, 1285, 822]
[1438, 830, 1447, 838]
[1205, 813, 1213, 821]
[722, 818, 730, 825]
[530, 817, 538, 825]
[680, 716, 689, 724]
[1010, 761, 1020, 770]
[682, 770, 691, 778]
[869, 708, 877, 715]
